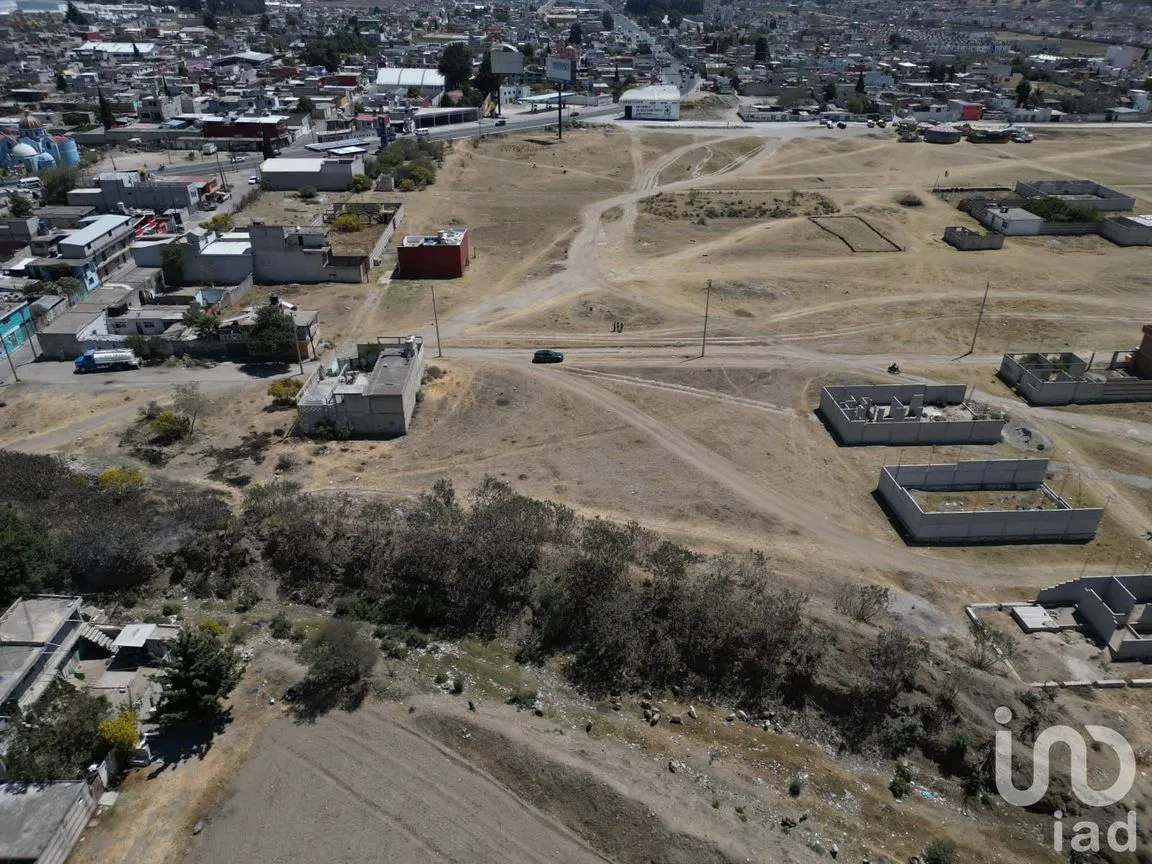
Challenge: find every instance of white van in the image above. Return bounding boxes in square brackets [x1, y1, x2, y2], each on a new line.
[17, 177, 41, 190]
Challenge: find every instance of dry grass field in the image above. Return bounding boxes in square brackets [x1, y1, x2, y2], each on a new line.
[16, 124, 1152, 864]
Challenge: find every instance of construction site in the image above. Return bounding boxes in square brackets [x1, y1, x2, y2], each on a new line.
[5, 124, 1152, 864]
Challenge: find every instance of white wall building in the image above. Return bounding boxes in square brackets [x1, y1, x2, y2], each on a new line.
[619, 84, 681, 121]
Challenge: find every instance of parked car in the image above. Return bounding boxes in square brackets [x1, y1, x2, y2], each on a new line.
[866, 119, 876, 128]
[415, 128, 430, 137]
[495, 119, 507, 126]
[570, 111, 580, 117]
[532, 349, 564, 364]
[876, 118, 887, 128]
[248, 175, 258, 185]
[836, 121, 847, 129]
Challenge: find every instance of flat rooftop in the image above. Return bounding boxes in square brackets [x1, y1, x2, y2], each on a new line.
[367, 345, 421, 394]
[401, 229, 466, 247]
[0, 782, 88, 860]
[260, 157, 341, 173]
[0, 595, 79, 644]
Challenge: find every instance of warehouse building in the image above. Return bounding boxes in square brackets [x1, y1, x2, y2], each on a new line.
[619, 84, 681, 121]
[258, 156, 362, 192]
[374, 68, 446, 100]
[396, 228, 469, 278]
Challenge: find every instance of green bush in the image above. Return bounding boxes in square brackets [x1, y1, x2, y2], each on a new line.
[269, 612, 293, 639]
[161, 601, 182, 617]
[198, 616, 228, 637]
[229, 622, 252, 644]
[297, 185, 317, 200]
[878, 716, 924, 757]
[1022, 195, 1101, 223]
[923, 837, 959, 864]
[507, 686, 538, 708]
[350, 174, 371, 193]
[150, 411, 191, 444]
[889, 760, 913, 799]
[267, 377, 303, 407]
[331, 212, 363, 233]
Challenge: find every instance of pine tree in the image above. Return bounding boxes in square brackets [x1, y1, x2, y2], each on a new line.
[97, 89, 115, 131]
[154, 627, 242, 725]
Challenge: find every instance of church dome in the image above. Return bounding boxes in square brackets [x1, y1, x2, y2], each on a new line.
[11, 142, 37, 157]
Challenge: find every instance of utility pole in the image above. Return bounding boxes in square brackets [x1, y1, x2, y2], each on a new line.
[214, 150, 228, 192]
[557, 81, 563, 141]
[953, 280, 990, 360]
[1, 335, 19, 382]
[700, 279, 712, 358]
[430, 284, 443, 358]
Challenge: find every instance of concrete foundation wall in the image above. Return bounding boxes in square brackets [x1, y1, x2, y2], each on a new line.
[820, 384, 1005, 445]
[1111, 636, 1152, 662]
[1078, 590, 1119, 643]
[1100, 217, 1152, 247]
[1000, 352, 1152, 405]
[943, 226, 1004, 250]
[1105, 576, 1138, 616]
[878, 459, 1103, 544]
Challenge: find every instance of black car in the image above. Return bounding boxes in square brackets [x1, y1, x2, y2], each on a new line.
[532, 349, 564, 364]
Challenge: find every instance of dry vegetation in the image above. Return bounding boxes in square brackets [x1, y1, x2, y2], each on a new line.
[12, 125, 1152, 864]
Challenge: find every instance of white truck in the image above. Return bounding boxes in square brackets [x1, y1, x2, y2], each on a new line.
[201, 142, 218, 155]
[74, 349, 141, 373]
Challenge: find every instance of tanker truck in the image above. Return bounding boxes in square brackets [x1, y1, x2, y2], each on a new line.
[74, 349, 141, 373]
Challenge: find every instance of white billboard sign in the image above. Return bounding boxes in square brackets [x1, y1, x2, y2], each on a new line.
[545, 56, 575, 83]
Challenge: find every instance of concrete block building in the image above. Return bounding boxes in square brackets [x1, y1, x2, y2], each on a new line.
[619, 85, 681, 120]
[248, 223, 367, 283]
[258, 156, 363, 192]
[1014, 179, 1136, 213]
[999, 326, 1152, 404]
[67, 172, 207, 215]
[0, 782, 97, 864]
[819, 383, 1007, 445]
[877, 458, 1103, 544]
[26, 214, 135, 295]
[0, 595, 84, 711]
[297, 336, 424, 438]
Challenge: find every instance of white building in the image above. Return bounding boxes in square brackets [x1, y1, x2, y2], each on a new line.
[619, 84, 681, 121]
[374, 68, 446, 100]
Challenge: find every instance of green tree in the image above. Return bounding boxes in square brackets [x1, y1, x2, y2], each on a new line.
[0, 506, 63, 608]
[568, 22, 583, 44]
[1015, 78, 1032, 107]
[178, 61, 189, 77]
[39, 166, 77, 207]
[474, 52, 500, 97]
[3, 682, 109, 782]
[173, 381, 206, 435]
[754, 35, 768, 62]
[438, 42, 474, 90]
[856, 71, 866, 93]
[64, 0, 87, 24]
[247, 304, 297, 355]
[132, 42, 141, 59]
[55, 70, 68, 92]
[160, 242, 186, 286]
[8, 193, 33, 217]
[202, 10, 217, 30]
[602, 9, 613, 30]
[823, 81, 837, 103]
[296, 95, 314, 113]
[299, 618, 378, 689]
[154, 627, 242, 724]
[259, 12, 270, 30]
[98, 89, 115, 130]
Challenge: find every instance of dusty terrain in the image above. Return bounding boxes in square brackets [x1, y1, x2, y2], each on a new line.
[11, 124, 1152, 864]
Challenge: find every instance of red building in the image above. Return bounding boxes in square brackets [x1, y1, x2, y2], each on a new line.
[396, 229, 470, 278]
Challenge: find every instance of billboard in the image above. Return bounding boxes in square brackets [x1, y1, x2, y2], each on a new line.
[489, 48, 524, 75]
[545, 56, 575, 83]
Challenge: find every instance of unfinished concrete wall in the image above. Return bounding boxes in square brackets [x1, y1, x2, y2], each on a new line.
[999, 352, 1152, 405]
[820, 383, 1005, 445]
[1037, 575, 1114, 605]
[1112, 635, 1152, 661]
[1101, 217, 1152, 247]
[878, 459, 1104, 544]
[1105, 576, 1138, 616]
[1078, 590, 1120, 643]
[943, 226, 1005, 250]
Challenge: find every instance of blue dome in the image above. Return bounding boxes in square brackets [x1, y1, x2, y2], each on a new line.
[34, 152, 55, 166]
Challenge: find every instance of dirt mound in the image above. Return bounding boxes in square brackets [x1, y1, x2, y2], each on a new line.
[413, 711, 748, 864]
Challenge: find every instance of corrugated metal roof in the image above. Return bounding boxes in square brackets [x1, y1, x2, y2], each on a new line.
[375, 68, 445, 88]
[112, 623, 156, 649]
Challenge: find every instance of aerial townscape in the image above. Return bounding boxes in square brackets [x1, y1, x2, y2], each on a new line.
[2, 0, 1152, 862]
